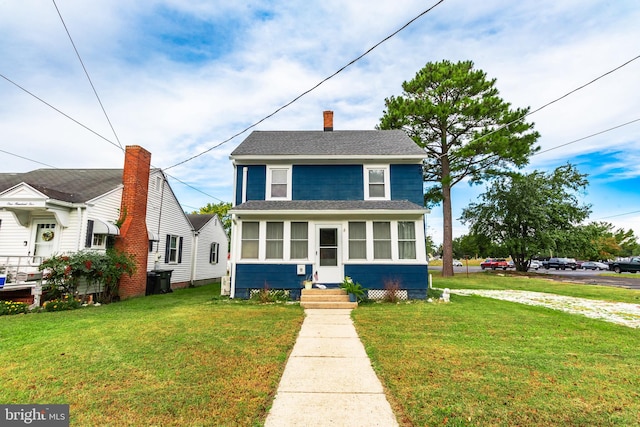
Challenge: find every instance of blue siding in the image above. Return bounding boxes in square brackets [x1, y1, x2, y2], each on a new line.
[234, 263, 312, 299]
[292, 165, 363, 200]
[345, 264, 428, 299]
[235, 167, 243, 206]
[234, 263, 428, 299]
[390, 164, 424, 205]
[246, 165, 266, 201]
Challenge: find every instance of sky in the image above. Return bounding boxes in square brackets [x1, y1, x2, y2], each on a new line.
[1, 0, 639, 245]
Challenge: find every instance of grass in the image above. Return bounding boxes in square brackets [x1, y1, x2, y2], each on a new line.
[433, 271, 640, 304]
[354, 276, 640, 426]
[3, 276, 639, 426]
[0, 283, 304, 426]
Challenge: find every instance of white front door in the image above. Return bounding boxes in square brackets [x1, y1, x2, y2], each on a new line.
[315, 225, 343, 284]
[32, 221, 58, 259]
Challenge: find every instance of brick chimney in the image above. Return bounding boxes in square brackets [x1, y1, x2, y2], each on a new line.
[323, 110, 333, 131]
[115, 145, 151, 299]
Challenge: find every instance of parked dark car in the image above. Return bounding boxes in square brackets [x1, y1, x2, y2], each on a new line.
[542, 257, 577, 270]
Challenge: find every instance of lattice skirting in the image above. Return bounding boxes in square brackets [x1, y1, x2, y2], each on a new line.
[367, 289, 408, 300]
[249, 289, 291, 298]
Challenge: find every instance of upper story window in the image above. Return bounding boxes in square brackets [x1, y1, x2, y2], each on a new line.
[364, 165, 390, 200]
[266, 166, 291, 200]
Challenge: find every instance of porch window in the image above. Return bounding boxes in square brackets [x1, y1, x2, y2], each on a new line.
[398, 222, 416, 259]
[373, 221, 391, 259]
[241, 222, 259, 259]
[348, 222, 367, 259]
[266, 222, 284, 259]
[290, 222, 308, 259]
[210, 242, 220, 264]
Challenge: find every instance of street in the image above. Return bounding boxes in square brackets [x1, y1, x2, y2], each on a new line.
[429, 265, 640, 290]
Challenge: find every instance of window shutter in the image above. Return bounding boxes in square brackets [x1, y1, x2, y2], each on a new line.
[85, 220, 94, 248]
[178, 237, 183, 264]
[165, 234, 170, 262]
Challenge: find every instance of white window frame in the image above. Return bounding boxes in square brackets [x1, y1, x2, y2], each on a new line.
[266, 165, 292, 200]
[210, 242, 220, 264]
[92, 234, 107, 249]
[364, 165, 390, 200]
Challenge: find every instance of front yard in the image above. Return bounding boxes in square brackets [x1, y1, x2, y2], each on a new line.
[1, 275, 639, 426]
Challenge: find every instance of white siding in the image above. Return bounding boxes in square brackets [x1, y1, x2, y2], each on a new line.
[145, 170, 194, 285]
[0, 211, 32, 256]
[192, 216, 229, 282]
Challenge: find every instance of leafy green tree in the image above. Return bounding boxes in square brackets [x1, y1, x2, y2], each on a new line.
[193, 202, 232, 238]
[460, 165, 590, 271]
[379, 60, 539, 276]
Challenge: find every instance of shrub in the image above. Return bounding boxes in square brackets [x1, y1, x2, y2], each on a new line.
[39, 249, 136, 303]
[250, 283, 290, 303]
[383, 279, 401, 303]
[0, 300, 29, 316]
[42, 295, 82, 312]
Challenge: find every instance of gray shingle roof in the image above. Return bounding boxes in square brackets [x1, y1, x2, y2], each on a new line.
[0, 169, 124, 203]
[231, 200, 426, 212]
[186, 214, 216, 231]
[230, 130, 425, 157]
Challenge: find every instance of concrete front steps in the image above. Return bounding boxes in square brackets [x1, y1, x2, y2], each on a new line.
[300, 288, 357, 309]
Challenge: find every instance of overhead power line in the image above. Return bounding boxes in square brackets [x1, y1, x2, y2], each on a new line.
[535, 117, 640, 155]
[469, 53, 640, 147]
[52, 0, 124, 151]
[0, 73, 123, 151]
[163, 0, 447, 171]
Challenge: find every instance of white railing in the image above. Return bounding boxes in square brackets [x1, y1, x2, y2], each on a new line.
[0, 255, 44, 284]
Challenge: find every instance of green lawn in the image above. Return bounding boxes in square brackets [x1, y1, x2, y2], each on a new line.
[354, 275, 640, 426]
[0, 284, 304, 426]
[2, 277, 639, 426]
[435, 271, 640, 304]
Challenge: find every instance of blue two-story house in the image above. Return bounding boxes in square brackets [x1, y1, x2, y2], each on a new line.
[228, 111, 429, 300]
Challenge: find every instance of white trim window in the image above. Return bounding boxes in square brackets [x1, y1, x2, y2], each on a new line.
[373, 221, 392, 260]
[266, 222, 284, 259]
[241, 222, 259, 259]
[364, 165, 390, 200]
[398, 222, 416, 260]
[266, 166, 292, 200]
[165, 234, 183, 264]
[210, 242, 220, 264]
[348, 222, 367, 260]
[290, 222, 309, 259]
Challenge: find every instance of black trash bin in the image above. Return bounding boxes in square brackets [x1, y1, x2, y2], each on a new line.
[146, 270, 173, 295]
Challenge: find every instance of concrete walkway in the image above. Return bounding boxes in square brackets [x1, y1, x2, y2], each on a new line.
[264, 308, 398, 427]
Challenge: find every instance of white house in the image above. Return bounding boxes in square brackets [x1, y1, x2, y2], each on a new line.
[0, 146, 224, 303]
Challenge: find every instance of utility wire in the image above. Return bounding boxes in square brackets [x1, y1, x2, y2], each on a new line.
[52, 0, 124, 151]
[534, 117, 640, 155]
[0, 149, 58, 168]
[0, 73, 122, 151]
[595, 210, 640, 220]
[164, 172, 226, 203]
[468, 54, 640, 147]
[164, 0, 447, 171]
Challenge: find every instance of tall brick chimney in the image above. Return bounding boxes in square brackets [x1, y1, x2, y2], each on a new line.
[115, 145, 151, 299]
[323, 110, 333, 131]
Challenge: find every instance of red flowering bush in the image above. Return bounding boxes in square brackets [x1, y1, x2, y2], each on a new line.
[39, 249, 136, 303]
